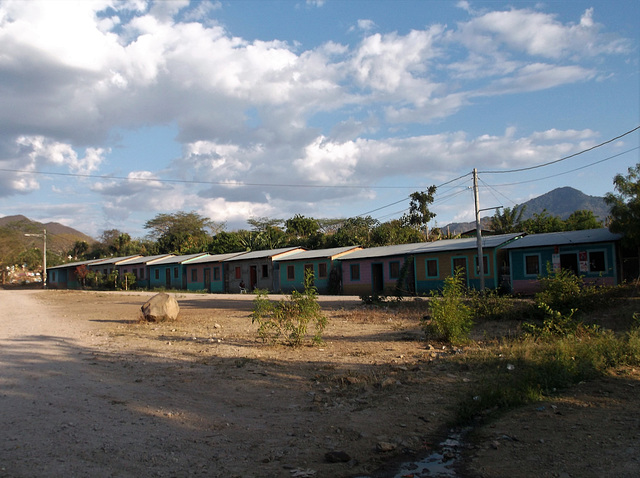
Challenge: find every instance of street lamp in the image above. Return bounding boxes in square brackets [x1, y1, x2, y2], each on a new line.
[25, 229, 47, 289]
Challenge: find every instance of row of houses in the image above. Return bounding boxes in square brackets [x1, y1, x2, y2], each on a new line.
[47, 228, 624, 296]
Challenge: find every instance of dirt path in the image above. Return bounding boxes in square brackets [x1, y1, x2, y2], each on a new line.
[0, 290, 458, 478]
[3, 289, 639, 478]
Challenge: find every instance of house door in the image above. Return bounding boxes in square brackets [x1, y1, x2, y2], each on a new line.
[560, 253, 579, 275]
[204, 268, 211, 292]
[165, 268, 171, 287]
[452, 257, 468, 285]
[372, 263, 384, 294]
[250, 266, 258, 290]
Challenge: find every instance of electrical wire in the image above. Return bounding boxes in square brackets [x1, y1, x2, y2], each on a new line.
[478, 126, 639, 174]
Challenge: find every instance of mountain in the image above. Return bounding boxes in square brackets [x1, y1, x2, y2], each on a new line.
[0, 215, 95, 258]
[443, 187, 610, 235]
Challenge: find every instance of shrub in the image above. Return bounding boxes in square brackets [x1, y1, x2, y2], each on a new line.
[251, 270, 327, 347]
[422, 268, 473, 345]
[535, 266, 583, 313]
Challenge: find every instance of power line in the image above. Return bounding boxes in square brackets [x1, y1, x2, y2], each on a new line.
[0, 167, 423, 191]
[478, 126, 640, 174]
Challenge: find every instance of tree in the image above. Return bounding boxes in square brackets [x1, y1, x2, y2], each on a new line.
[144, 211, 221, 254]
[564, 210, 603, 231]
[491, 205, 526, 234]
[370, 219, 423, 246]
[247, 217, 286, 250]
[402, 186, 437, 239]
[75, 264, 89, 288]
[520, 209, 565, 234]
[285, 214, 319, 239]
[70, 240, 89, 260]
[605, 163, 640, 263]
[329, 216, 379, 247]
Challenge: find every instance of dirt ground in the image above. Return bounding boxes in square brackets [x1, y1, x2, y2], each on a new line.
[1, 289, 639, 478]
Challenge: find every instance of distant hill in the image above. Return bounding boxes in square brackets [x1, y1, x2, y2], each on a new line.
[0, 215, 95, 258]
[444, 187, 610, 235]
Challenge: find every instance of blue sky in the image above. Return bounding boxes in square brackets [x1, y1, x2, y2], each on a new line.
[0, 0, 638, 239]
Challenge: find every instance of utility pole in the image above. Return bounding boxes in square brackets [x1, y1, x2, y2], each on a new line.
[473, 169, 485, 292]
[25, 229, 47, 289]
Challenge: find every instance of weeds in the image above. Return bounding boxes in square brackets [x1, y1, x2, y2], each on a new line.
[251, 269, 327, 347]
[423, 268, 473, 345]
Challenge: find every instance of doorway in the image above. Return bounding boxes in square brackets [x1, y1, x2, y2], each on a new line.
[372, 263, 384, 294]
[204, 268, 211, 292]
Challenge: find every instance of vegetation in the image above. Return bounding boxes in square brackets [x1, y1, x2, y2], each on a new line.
[251, 270, 327, 347]
[449, 269, 640, 426]
[423, 268, 473, 345]
[606, 162, 640, 264]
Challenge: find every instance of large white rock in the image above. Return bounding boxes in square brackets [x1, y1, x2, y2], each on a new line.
[141, 293, 180, 322]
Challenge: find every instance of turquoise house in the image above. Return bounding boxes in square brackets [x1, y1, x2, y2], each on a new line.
[116, 254, 173, 289]
[147, 253, 208, 289]
[184, 252, 246, 292]
[413, 233, 522, 294]
[48, 259, 100, 289]
[502, 228, 622, 294]
[278, 246, 362, 294]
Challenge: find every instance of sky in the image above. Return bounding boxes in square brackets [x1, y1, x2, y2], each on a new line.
[0, 0, 638, 240]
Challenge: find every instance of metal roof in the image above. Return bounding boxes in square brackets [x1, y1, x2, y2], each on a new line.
[339, 242, 427, 261]
[502, 228, 622, 250]
[88, 254, 143, 266]
[116, 254, 174, 265]
[409, 233, 522, 254]
[48, 259, 102, 270]
[278, 246, 363, 261]
[185, 252, 247, 264]
[223, 246, 305, 262]
[339, 233, 521, 261]
[149, 253, 209, 265]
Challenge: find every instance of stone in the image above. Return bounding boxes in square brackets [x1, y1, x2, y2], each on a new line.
[325, 450, 351, 463]
[141, 293, 180, 322]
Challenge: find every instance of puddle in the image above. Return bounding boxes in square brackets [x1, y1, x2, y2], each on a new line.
[391, 435, 461, 478]
[353, 431, 464, 478]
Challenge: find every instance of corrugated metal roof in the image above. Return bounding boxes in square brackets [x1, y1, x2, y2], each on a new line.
[279, 246, 362, 261]
[89, 254, 143, 266]
[340, 233, 521, 261]
[150, 253, 209, 265]
[502, 228, 622, 250]
[339, 242, 427, 261]
[186, 252, 247, 264]
[223, 246, 305, 262]
[48, 259, 102, 270]
[410, 233, 522, 254]
[117, 254, 174, 265]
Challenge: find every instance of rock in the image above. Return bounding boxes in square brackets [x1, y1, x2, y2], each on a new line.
[325, 450, 351, 463]
[376, 441, 397, 452]
[141, 293, 180, 322]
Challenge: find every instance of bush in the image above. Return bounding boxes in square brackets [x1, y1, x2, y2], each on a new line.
[535, 266, 583, 313]
[422, 268, 473, 345]
[251, 270, 327, 347]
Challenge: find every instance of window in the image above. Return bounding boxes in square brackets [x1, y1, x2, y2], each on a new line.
[262, 264, 269, 278]
[191, 269, 197, 281]
[213, 267, 220, 281]
[318, 263, 328, 279]
[525, 255, 540, 275]
[475, 255, 490, 276]
[173, 267, 179, 278]
[155, 269, 160, 280]
[287, 265, 295, 280]
[235, 267, 242, 279]
[389, 261, 400, 279]
[50, 271, 56, 281]
[139, 268, 145, 279]
[350, 264, 360, 281]
[132, 268, 138, 278]
[589, 251, 606, 272]
[426, 259, 438, 278]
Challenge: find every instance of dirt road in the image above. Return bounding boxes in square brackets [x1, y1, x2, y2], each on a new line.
[0, 290, 455, 478]
[3, 289, 640, 478]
